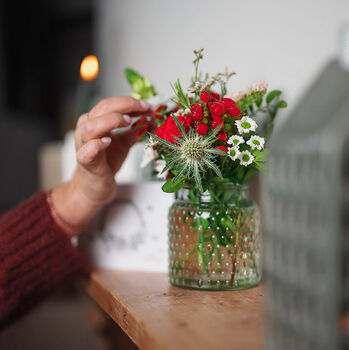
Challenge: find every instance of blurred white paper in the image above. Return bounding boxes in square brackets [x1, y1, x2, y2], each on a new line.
[79, 182, 173, 272]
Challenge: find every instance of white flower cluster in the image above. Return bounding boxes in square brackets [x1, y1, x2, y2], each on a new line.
[228, 80, 269, 102]
[227, 127, 265, 167]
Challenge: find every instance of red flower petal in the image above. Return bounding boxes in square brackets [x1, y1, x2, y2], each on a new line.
[217, 131, 227, 141]
[216, 145, 227, 156]
[209, 102, 225, 117]
[200, 91, 211, 103]
[195, 123, 209, 135]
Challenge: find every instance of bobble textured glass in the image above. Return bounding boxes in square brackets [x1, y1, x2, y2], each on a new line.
[168, 183, 261, 290]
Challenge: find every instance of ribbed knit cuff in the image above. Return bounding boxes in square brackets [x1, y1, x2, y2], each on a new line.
[0, 191, 91, 330]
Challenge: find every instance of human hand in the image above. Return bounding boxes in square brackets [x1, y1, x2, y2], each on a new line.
[51, 96, 150, 236]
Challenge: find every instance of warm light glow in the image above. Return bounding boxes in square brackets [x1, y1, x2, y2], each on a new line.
[80, 55, 99, 81]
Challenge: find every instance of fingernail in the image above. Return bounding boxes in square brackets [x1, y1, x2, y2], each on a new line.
[140, 100, 149, 110]
[123, 114, 132, 123]
[101, 137, 111, 144]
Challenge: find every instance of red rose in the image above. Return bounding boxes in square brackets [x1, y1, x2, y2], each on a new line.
[217, 131, 227, 141]
[195, 122, 209, 135]
[200, 91, 211, 103]
[209, 102, 225, 117]
[211, 116, 224, 131]
[216, 145, 227, 156]
[210, 91, 220, 100]
[190, 104, 203, 121]
[156, 116, 189, 144]
[156, 123, 167, 139]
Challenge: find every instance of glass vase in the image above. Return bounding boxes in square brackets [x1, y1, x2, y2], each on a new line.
[168, 182, 260, 290]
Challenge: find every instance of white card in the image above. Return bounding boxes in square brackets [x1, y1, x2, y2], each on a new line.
[79, 182, 174, 272]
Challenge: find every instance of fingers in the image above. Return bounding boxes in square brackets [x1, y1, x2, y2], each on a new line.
[89, 96, 149, 119]
[76, 113, 89, 129]
[75, 113, 131, 150]
[76, 137, 111, 167]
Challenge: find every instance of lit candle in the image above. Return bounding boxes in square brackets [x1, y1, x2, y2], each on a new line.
[76, 55, 99, 118]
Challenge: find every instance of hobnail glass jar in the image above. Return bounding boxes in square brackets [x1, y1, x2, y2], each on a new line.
[168, 182, 260, 290]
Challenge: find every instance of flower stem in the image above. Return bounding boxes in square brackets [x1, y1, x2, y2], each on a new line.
[230, 212, 241, 287]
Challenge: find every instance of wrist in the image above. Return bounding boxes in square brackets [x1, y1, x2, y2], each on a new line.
[50, 181, 103, 237]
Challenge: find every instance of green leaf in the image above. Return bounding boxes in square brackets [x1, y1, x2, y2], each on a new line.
[172, 115, 187, 138]
[206, 148, 227, 157]
[162, 176, 186, 193]
[220, 215, 235, 231]
[197, 217, 209, 230]
[124, 68, 156, 100]
[172, 167, 186, 184]
[252, 149, 268, 162]
[266, 90, 282, 104]
[254, 94, 263, 107]
[203, 159, 223, 178]
[124, 68, 142, 85]
[147, 133, 178, 150]
[276, 100, 288, 109]
[193, 162, 203, 192]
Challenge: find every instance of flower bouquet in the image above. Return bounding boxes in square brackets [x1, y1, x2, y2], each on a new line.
[125, 48, 287, 290]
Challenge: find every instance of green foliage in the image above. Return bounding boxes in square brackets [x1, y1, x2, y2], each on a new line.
[170, 80, 191, 109]
[124, 68, 156, 100]
[276, 100, 288, 109]
[162, 176, 186, 193]
[266, 89, 282, 104]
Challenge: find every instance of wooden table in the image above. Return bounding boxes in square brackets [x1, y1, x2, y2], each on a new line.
[88, 270, 264, 350]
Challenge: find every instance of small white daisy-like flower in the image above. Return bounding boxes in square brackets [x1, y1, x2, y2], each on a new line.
[227, 135, 245, 146]
[235, 116, 257, 134]
[154, 160, 168, 179]
[228, 146, 240, 161]
[140, 147, 158, 168]
[246, 135, 265, 150]
[239, 151, 255, 167]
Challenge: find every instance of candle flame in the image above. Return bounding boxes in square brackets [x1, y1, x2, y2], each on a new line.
[80, 55, 99, 81]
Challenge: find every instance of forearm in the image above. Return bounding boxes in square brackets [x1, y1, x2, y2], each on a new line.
[0, 192, 90, 330]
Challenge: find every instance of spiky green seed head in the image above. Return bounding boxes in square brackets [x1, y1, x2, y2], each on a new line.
[181, 140, 205, 161]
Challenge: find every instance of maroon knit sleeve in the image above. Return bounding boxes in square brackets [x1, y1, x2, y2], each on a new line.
[0, 192, 91, 330]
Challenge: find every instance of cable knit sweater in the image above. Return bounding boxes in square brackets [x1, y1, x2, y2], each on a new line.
[0, 192, 91, 330]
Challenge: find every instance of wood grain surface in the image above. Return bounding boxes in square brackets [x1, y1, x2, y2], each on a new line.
[88, 270, 264, 350]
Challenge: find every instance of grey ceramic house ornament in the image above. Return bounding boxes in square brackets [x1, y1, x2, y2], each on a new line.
[263, 27, 349, 350]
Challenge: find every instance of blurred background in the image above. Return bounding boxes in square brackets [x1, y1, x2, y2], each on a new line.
[0, 0, 348, 349]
